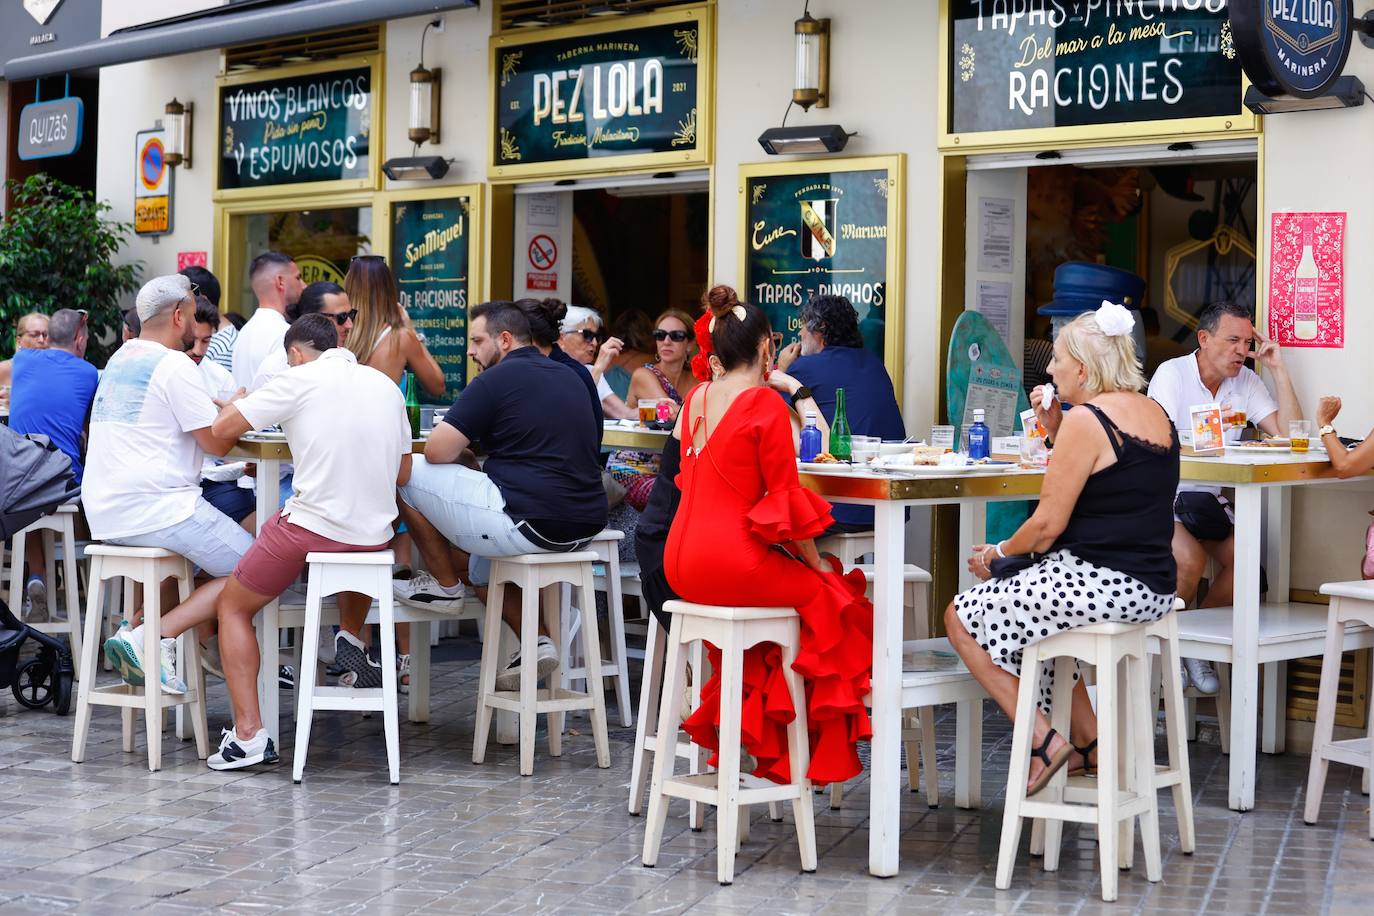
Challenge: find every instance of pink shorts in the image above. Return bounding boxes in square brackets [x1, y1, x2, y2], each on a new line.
[233, 511, 388, 597]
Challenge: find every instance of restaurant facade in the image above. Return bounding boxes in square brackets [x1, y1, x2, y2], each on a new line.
[8, 0, 1373, 744]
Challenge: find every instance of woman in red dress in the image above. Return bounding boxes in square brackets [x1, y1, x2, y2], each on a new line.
[665, 286, 874, 785]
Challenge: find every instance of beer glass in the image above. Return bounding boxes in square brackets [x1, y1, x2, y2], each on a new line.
[1290, 419, 1313, 453]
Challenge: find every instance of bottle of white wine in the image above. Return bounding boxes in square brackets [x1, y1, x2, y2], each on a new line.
[1294, 219, 1319, 341]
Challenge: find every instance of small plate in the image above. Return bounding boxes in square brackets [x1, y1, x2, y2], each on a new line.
[798, 461, 860, 473]
[879, 461, 1017, 476]
[1228, 441, 1290, 452]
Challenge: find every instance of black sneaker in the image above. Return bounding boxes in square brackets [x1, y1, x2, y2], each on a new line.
[207, 727, 279, 770]
[334, 632, 383, 688]
[278, 665, 295, 690]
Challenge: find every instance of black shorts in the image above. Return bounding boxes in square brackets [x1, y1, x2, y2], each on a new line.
[201, 479, 255, 524]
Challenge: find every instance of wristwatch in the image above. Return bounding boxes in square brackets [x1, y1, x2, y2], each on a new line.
[1319, 424, 1336, 437]
[789, 385, 813, 408]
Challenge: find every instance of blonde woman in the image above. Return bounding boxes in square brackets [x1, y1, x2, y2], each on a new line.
[344, 255, 445, 397]
[945, 302, 1179, 795]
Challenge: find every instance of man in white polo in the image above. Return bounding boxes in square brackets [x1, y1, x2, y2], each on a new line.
[1147, 301, 1302, 693]
[231, 251, 303, 391]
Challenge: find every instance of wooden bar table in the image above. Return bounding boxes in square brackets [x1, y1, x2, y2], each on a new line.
[798, 464, 1044, 877]
[1176, 450, 1374, 812]
[227, 433, 429, 745]
[602, 422, 671, 452]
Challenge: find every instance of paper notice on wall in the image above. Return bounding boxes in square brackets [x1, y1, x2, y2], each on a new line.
[978, 197, 1015, 274]
[1268, 211, 1344, 348]
[975, 280, 1012, 342]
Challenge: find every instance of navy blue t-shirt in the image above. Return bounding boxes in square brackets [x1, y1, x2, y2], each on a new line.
[789, 345, 904, 528]
[549, 344, 603, 446]
[443, 346, 606, 539]
[8, 348, 98, 483]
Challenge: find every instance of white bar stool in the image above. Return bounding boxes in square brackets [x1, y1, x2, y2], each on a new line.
[817, 531, 874, 567]
[995, 620, 1162, 903]
[1304, 580, 1374, 838]
[70, 546, 208, 771]
[292, 551, 402, 784]
[560, 529, 633, 727]
[641, 599, 817, 886]
[628, 611, 706, 827]
[830, 563, 939, 808]
[7, 503, 83, 676]
[473, 551, 610, 776]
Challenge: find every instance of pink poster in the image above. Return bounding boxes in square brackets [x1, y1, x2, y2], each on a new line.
[1268, 211, 1344, 348]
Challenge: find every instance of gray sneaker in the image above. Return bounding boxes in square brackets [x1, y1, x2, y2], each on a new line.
[334, 632, 383, 688]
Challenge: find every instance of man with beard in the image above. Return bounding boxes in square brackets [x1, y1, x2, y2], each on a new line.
[84, 275, 252, 695]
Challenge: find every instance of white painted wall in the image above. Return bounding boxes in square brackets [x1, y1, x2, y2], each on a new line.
[0, 80, 7, 215]
[1261, 46, 1374, 590]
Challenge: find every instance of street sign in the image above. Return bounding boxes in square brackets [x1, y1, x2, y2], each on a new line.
[16, 97, 82, 160]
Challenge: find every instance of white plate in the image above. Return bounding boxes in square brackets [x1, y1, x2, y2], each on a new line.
[1227, 442, 1291, 452]
[878, 461, 1019, 475]
[798, 461, 861, 473]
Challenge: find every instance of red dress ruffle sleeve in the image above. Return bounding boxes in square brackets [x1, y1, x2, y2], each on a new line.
[746, 485, 833, 543]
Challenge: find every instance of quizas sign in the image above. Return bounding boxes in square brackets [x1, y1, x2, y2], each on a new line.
[218, 66, 372, 190]
[947, 0, 1242, 135]
[1230, 0, 1353, 98]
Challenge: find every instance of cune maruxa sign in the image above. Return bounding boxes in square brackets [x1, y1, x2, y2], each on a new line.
[1230, 0, 1355, 98]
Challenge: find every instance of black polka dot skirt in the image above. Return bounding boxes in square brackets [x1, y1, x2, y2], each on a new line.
[953, 549, 1176, 711]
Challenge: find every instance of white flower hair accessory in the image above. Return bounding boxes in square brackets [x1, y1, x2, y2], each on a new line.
[1094, 299, 1135, 338]
[708, 304, 747, 332]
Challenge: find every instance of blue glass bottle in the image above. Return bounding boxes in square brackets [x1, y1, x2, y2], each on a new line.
[968, 408, 990, 460]
[800, 411, 823, 462]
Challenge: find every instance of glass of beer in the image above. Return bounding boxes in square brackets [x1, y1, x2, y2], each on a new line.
[1290, 419, 1314, 453]
[1223, 403, 1247, 429]
[638, 399, 658, 425]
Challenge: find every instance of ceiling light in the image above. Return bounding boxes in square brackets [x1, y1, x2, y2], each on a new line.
[1244, 76, 1366, 115]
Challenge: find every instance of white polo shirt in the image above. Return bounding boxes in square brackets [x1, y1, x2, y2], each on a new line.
[234, 349, 410, 546]
[1148, 351, 1278, 497]
[231, 307, 289, 391]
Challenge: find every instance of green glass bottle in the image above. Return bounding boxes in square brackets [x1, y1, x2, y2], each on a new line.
[403, 370, 422, 439]
[829, 387, 852, 461]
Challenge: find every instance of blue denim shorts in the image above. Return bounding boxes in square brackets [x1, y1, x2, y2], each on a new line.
[105, 497, 253, 577]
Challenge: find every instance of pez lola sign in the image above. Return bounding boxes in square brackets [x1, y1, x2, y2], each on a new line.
[17, 97, 83, 160]
[1231, 0, 1355, 98]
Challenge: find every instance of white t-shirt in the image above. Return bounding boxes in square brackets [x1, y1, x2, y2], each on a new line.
[253, 347, 289, 387]
[595, 373, 614, 404]
[84, 340, 218, 539]
[235, 349, 410, 545]
[1149, 351, 1279, 496]
[231, 307, 289, 391]
[198, 357, 237, 400]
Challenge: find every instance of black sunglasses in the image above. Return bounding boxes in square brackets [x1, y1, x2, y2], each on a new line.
[350, 254, 386, 264]
[328, 309, 359, 326]
[654, 329, 690, 342]
[566, 329, 598, 341]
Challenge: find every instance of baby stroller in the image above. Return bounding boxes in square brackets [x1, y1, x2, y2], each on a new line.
[1, 427, 81, 715]
[0, 599, 72, 713]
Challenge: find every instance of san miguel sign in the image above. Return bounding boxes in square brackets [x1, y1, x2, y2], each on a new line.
[1230, 1, 1354, 98]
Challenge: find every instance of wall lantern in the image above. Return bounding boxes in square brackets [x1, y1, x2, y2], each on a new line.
[408, 19, 443, 145]
[793, 4, 830, 110]
[164, 98, 193, 168]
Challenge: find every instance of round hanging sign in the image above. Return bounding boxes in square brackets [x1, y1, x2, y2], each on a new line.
[1231, 0, 1355, 99]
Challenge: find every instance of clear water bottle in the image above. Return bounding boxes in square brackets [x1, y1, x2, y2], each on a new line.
[800, 411, 823, 462]
[968, 408, 990, 460]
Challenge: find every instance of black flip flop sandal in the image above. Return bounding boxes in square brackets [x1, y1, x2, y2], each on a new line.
[1069, 738, 1098, 777]
[1027, 728, 1074, 796]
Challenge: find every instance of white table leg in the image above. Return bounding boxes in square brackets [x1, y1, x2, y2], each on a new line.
[1261, 487, 1292, 755]
[868, 501, 905, 878]
[255, 458, 282, 744]
[1228, 484, 1263, 811]
[956, 500, 987, 591]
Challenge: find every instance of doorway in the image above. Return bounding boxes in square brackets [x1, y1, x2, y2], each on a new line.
[227, 203, 373, 314]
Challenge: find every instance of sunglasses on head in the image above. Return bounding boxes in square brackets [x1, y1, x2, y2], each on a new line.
[654, 329, 690, 342]
[350, 254, 386, 264]
[328, 309, 359, 326]
[566, 329, 598, 342]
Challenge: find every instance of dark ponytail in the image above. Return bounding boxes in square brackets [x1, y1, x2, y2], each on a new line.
[702, 285, 770, 372]
[514, 297, 568, 348]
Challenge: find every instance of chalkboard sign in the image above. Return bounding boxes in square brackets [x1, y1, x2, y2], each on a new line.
[491, 9, 709, 177]
[218, 63, 373, 191]
[389, 192, 477, 404]
[945, 0, 1245, 143]
[741, 157, 903, 373]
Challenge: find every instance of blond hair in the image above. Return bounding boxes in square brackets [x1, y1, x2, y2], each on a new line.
[1058, 311, 1146, 396]
[343, 257, 403, 363]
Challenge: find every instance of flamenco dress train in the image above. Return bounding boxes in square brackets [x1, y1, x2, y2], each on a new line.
[665, 385, 874, 785]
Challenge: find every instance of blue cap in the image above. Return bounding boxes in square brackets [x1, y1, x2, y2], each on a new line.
[1038, 262, 1145, 317]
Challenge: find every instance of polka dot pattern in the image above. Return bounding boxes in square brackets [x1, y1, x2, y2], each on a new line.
[954, 549, 1176, 711]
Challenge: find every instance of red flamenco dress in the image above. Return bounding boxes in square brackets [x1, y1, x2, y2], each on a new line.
[665, 384, 874, 785]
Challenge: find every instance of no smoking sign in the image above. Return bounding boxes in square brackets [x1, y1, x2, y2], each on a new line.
[528, 234, 557, 271]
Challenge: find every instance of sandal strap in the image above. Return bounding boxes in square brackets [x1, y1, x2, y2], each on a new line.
[1073, 738, 1097, 757]
[1031, 728, 1059, 766]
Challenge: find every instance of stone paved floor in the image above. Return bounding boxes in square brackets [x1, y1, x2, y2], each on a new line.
[0, 633, 1370, 915]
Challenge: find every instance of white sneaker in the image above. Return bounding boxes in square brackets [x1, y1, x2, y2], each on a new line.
[103, 627, 186, 694]
[392, 570, 465, 610]
[398, 654, 411, 695]
[1184, 657, 1219, 695]
[207, 726, 279, 770]
[495, 636, 559, 691]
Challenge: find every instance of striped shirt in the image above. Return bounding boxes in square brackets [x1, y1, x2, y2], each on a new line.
[205, 323, 237, 372]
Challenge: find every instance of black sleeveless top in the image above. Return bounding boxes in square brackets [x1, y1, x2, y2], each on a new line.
[1050, 401, 1179, 596]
